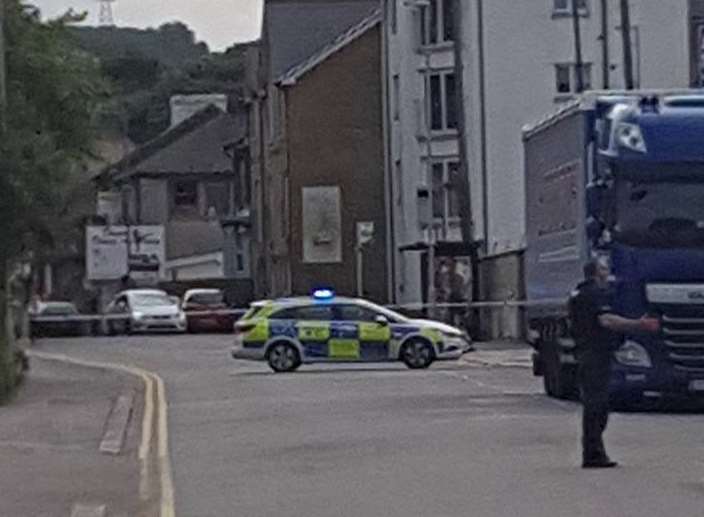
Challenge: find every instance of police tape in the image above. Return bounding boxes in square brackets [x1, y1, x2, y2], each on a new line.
[30, 309, 249, 324]
[29, 300, 565, 324]
[385, 299, 566, 310]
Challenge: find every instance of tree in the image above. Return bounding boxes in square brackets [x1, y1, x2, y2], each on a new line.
[0, 1, 109, 399]
[69, 24, 246, 144]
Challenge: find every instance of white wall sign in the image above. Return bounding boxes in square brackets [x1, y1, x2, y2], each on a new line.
[86, 226, 166, 281]
[302, 186, 342, 263]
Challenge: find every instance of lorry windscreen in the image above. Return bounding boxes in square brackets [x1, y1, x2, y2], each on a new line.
[613, 180, 704, 248]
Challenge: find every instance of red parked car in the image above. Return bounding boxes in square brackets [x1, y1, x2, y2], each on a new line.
[182, 289, 236, 333]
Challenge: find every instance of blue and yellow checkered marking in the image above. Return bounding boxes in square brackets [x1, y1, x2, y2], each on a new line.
[240, 308, 433, 361]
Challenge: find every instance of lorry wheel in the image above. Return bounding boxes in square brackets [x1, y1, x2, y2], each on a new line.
[542, 343, 573, 399]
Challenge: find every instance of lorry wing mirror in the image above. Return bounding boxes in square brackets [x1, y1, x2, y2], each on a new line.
[586, 183, 607, 218]
[586, 217, 604, 242]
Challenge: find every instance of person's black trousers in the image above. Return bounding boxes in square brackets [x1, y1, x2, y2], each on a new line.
[578, 353, 612, 462]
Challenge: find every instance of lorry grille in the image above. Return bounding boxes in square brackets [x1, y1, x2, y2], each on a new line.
[655, 304, 704, 372]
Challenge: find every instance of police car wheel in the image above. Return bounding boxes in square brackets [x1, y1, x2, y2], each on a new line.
[267, 342, 301, 373]
[401, 339, 434, 369]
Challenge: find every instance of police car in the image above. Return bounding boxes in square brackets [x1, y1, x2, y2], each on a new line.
[231, 290, 472, 372]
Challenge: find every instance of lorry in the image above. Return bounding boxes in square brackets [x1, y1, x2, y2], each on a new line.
[523, 90, 704, 403]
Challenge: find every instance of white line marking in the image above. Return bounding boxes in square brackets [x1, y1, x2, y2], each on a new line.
[70, 503, 106, 517]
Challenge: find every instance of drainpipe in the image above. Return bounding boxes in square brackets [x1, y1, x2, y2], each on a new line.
[381, 0, 397, 304]
[477, 0, 488, 255]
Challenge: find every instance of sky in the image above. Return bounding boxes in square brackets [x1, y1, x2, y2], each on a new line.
[30, 0, 263, 51]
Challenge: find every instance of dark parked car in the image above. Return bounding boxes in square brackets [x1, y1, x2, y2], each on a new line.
[182, 289, 239, 333]
[30, 302, 88, 338]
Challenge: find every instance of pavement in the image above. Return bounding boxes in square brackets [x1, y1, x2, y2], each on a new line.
[0, 356, 142, 517]
[23, 334, 704, 517]
[461, 340, 534, 368]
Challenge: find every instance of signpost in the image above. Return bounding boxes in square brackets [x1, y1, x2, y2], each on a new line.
[356, 222, 375, 297]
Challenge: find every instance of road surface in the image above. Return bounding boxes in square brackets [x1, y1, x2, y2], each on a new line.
[32, 334, 704, 517]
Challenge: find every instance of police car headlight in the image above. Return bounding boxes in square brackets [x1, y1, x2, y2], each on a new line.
[443, 334, 468, 350]
[614, 340, 652, 368]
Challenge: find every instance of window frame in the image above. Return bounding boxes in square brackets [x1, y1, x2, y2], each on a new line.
[554, 62, 593, 95]
[173, 180, 198, 208]
[430, 158, 461, 225]
[269, 304, 336, 321]
[552, 0, 589, 18]
[393, 74, 401, 122]
[334, 303, 382, 323]
[420, 0, 454, 47]
[426, 70, 458, 133]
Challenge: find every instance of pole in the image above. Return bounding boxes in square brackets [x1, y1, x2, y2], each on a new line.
[427, 234, 435, 319]
[572, 0, 585, 93]
[477, 0, 488, 256]
[0, 0, 13, 399]
[620, 0, 635, 89]
[452, 0, 481, 335]
[0, 0, 6, 131]
[600, 0, 610, 89]
[356, 245, 363, 297]
[421, 6, 435, 316]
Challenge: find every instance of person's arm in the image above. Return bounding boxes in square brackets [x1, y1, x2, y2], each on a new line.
[598, 313, 658, 333]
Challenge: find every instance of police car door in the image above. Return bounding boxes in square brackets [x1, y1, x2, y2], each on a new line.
[294, 304, 335, 361]
[335, 304, 391, 361]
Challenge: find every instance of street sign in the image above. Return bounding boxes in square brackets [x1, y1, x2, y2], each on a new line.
[357, 221, 375, 245]
[86, 225, 165, 281]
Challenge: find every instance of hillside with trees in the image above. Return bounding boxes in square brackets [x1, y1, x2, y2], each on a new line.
[70, 23, 248, 144]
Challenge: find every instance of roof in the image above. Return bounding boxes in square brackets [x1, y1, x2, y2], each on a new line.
[264, 0, 378, 80]
[277, 8, 381, 86]
[99, 105, 245, 183]
[166, 221, 225, 260]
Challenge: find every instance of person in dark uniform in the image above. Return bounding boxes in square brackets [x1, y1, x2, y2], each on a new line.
[568, 259, 658, 469]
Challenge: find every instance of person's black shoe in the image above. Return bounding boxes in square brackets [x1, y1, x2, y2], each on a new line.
[582, 459, 618, 469]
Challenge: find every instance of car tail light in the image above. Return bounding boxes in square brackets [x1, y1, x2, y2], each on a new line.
[234, 322, 256, 334]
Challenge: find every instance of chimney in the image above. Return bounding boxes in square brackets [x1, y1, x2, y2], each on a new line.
[169, 94, 228, 127]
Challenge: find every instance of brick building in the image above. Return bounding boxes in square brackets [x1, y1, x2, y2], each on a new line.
[248, 1, 389, 303]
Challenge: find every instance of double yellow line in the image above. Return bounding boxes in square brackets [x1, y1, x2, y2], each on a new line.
[27, 351, 176, 517]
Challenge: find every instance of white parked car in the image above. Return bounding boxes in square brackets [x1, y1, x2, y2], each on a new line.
[104, 289, 187, 335]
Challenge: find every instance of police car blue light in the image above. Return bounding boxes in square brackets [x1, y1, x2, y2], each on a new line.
[312, 288, 335, 300]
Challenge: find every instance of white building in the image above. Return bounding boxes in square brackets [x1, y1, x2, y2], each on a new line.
[383, 0, 700, 335]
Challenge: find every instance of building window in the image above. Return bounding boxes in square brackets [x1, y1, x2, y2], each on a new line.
[430, 160, 461, 222]
[553, 0, 588, 17]
[395, 159, 404, 208]
[174, 181, 197, 207]
[427, 71, 457, 131]
[204, 181, 232, 218]
[421, 0, 454, 46]
[391, 0, 397, 34]
[555, 63, 592, 94]
[393, 74, 400, 121]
